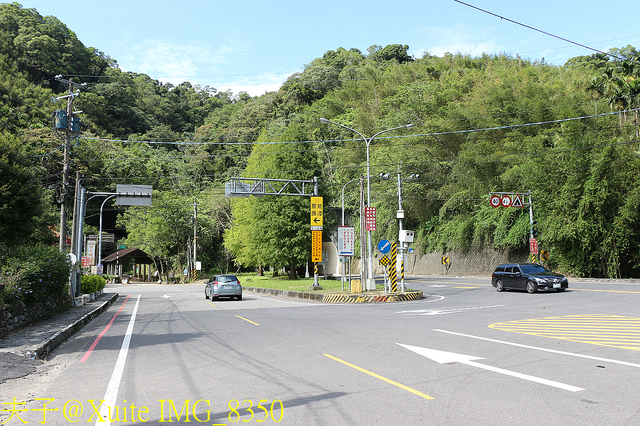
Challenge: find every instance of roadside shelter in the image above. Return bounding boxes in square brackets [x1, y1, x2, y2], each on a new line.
[101, 248, 153, 282]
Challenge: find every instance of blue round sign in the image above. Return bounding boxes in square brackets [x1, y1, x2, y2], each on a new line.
[377, 239, 391, 254]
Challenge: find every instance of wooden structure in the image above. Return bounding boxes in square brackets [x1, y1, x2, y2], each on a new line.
[101, 248, 153, 282]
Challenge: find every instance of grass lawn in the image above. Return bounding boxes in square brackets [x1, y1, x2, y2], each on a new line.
[237, 274, 386, 293]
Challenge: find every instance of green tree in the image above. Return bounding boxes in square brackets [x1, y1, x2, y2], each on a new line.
[117, 191, 193, 281]
[224, 124, 320, 278]
[0, 133, 47, 255]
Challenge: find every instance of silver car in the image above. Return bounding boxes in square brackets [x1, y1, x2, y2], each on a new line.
[205, 274, 242, 300]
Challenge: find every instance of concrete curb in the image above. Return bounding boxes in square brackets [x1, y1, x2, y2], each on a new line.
[29, 292, 119, 359]
[244, 287, 423, 303]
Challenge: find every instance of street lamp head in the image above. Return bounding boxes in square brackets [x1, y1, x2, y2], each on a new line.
[379, 173, 390, 180]
[405, 123, 414, 129]
[319, 118, 329, 124]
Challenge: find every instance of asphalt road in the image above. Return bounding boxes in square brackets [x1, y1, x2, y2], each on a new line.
[2, 276, 640, 425]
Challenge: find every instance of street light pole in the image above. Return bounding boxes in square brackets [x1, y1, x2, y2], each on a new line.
[320, 118, 413, 290]
[98, 195, 115, 276]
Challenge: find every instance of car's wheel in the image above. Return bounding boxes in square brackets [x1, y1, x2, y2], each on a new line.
[526, 281, 538, 294]
[495, 280, 504, 292]
[237, 294, 242, 301]
[556, 288, 566, 292]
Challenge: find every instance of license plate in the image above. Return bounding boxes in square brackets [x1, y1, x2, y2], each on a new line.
[553, 283, 561, 288]
[223, 285, 232, 289]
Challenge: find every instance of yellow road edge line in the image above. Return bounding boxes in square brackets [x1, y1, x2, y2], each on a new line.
[236, 315, 260, 326]
[205, 301, 216, 307]
[571, 288, 640, 294]
[323, 353, 434, 400]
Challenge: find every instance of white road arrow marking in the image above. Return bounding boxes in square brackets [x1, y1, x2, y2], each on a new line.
[397, 343, 584, 392]
[434, 329, 640, 368]
[396, 305, 504, 316]
[162, 294, 171, 298]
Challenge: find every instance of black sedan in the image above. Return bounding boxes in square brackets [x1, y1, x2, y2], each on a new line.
[491, 263, 568, 293]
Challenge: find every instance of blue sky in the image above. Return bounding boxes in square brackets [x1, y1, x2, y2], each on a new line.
[18, 0, 640, 96]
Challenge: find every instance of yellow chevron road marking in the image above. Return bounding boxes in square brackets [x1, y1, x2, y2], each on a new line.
[489, 314, 640, 351]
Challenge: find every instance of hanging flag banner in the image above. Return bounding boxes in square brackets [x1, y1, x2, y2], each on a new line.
[365, 207, 376, 231]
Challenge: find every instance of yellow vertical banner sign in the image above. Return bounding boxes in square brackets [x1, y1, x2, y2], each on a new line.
[310, 196, 323, 263]
[310, 196, 323, 229]
[312, 230, 322, 262]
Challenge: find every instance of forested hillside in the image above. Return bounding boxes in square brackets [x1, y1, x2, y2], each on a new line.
[2, 3, 640, 278]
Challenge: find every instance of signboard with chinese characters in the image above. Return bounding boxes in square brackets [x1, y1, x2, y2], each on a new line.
[310, 196, 323, 230]
[87, 240, 96, 265]
[338, 226, 355, 256]
[312, 230, 322, 262]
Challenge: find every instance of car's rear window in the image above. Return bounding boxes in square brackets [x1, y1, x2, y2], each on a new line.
[217, 275, 238, 283]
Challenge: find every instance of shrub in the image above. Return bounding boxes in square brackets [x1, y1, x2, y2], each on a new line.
[1, 245, 70, 306]
[80, 275, 106, 294]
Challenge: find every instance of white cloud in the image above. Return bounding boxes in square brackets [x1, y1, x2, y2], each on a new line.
[412, 24, 501, 58]
[117, 39, 293, 96]
[216, 71, 297, 97]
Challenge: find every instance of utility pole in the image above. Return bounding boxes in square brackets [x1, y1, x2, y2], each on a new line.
[54, 75, 85, 252]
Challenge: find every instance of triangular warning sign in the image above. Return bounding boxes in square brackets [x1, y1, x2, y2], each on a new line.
[512, 194, 524, 207]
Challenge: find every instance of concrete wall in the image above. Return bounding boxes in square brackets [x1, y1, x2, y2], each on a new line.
[324, 243, 530, 277]
[402, 248, 530, 276]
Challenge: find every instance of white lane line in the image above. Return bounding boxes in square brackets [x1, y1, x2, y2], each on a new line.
[95, 294, 141, 425]
[434, 329, 640, 368]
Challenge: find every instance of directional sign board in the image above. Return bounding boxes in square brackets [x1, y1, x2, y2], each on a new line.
[378, 239, 391, 254]
[310, 196, 323, 230]
[116, 184, 152, 206]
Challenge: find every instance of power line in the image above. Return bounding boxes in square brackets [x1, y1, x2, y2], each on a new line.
[453, 0, 623, 60]
[80, 107, 637, 147]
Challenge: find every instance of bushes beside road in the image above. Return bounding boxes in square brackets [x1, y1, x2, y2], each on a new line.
[80, 275, 106, 294]
[0, 245, 70, 308]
